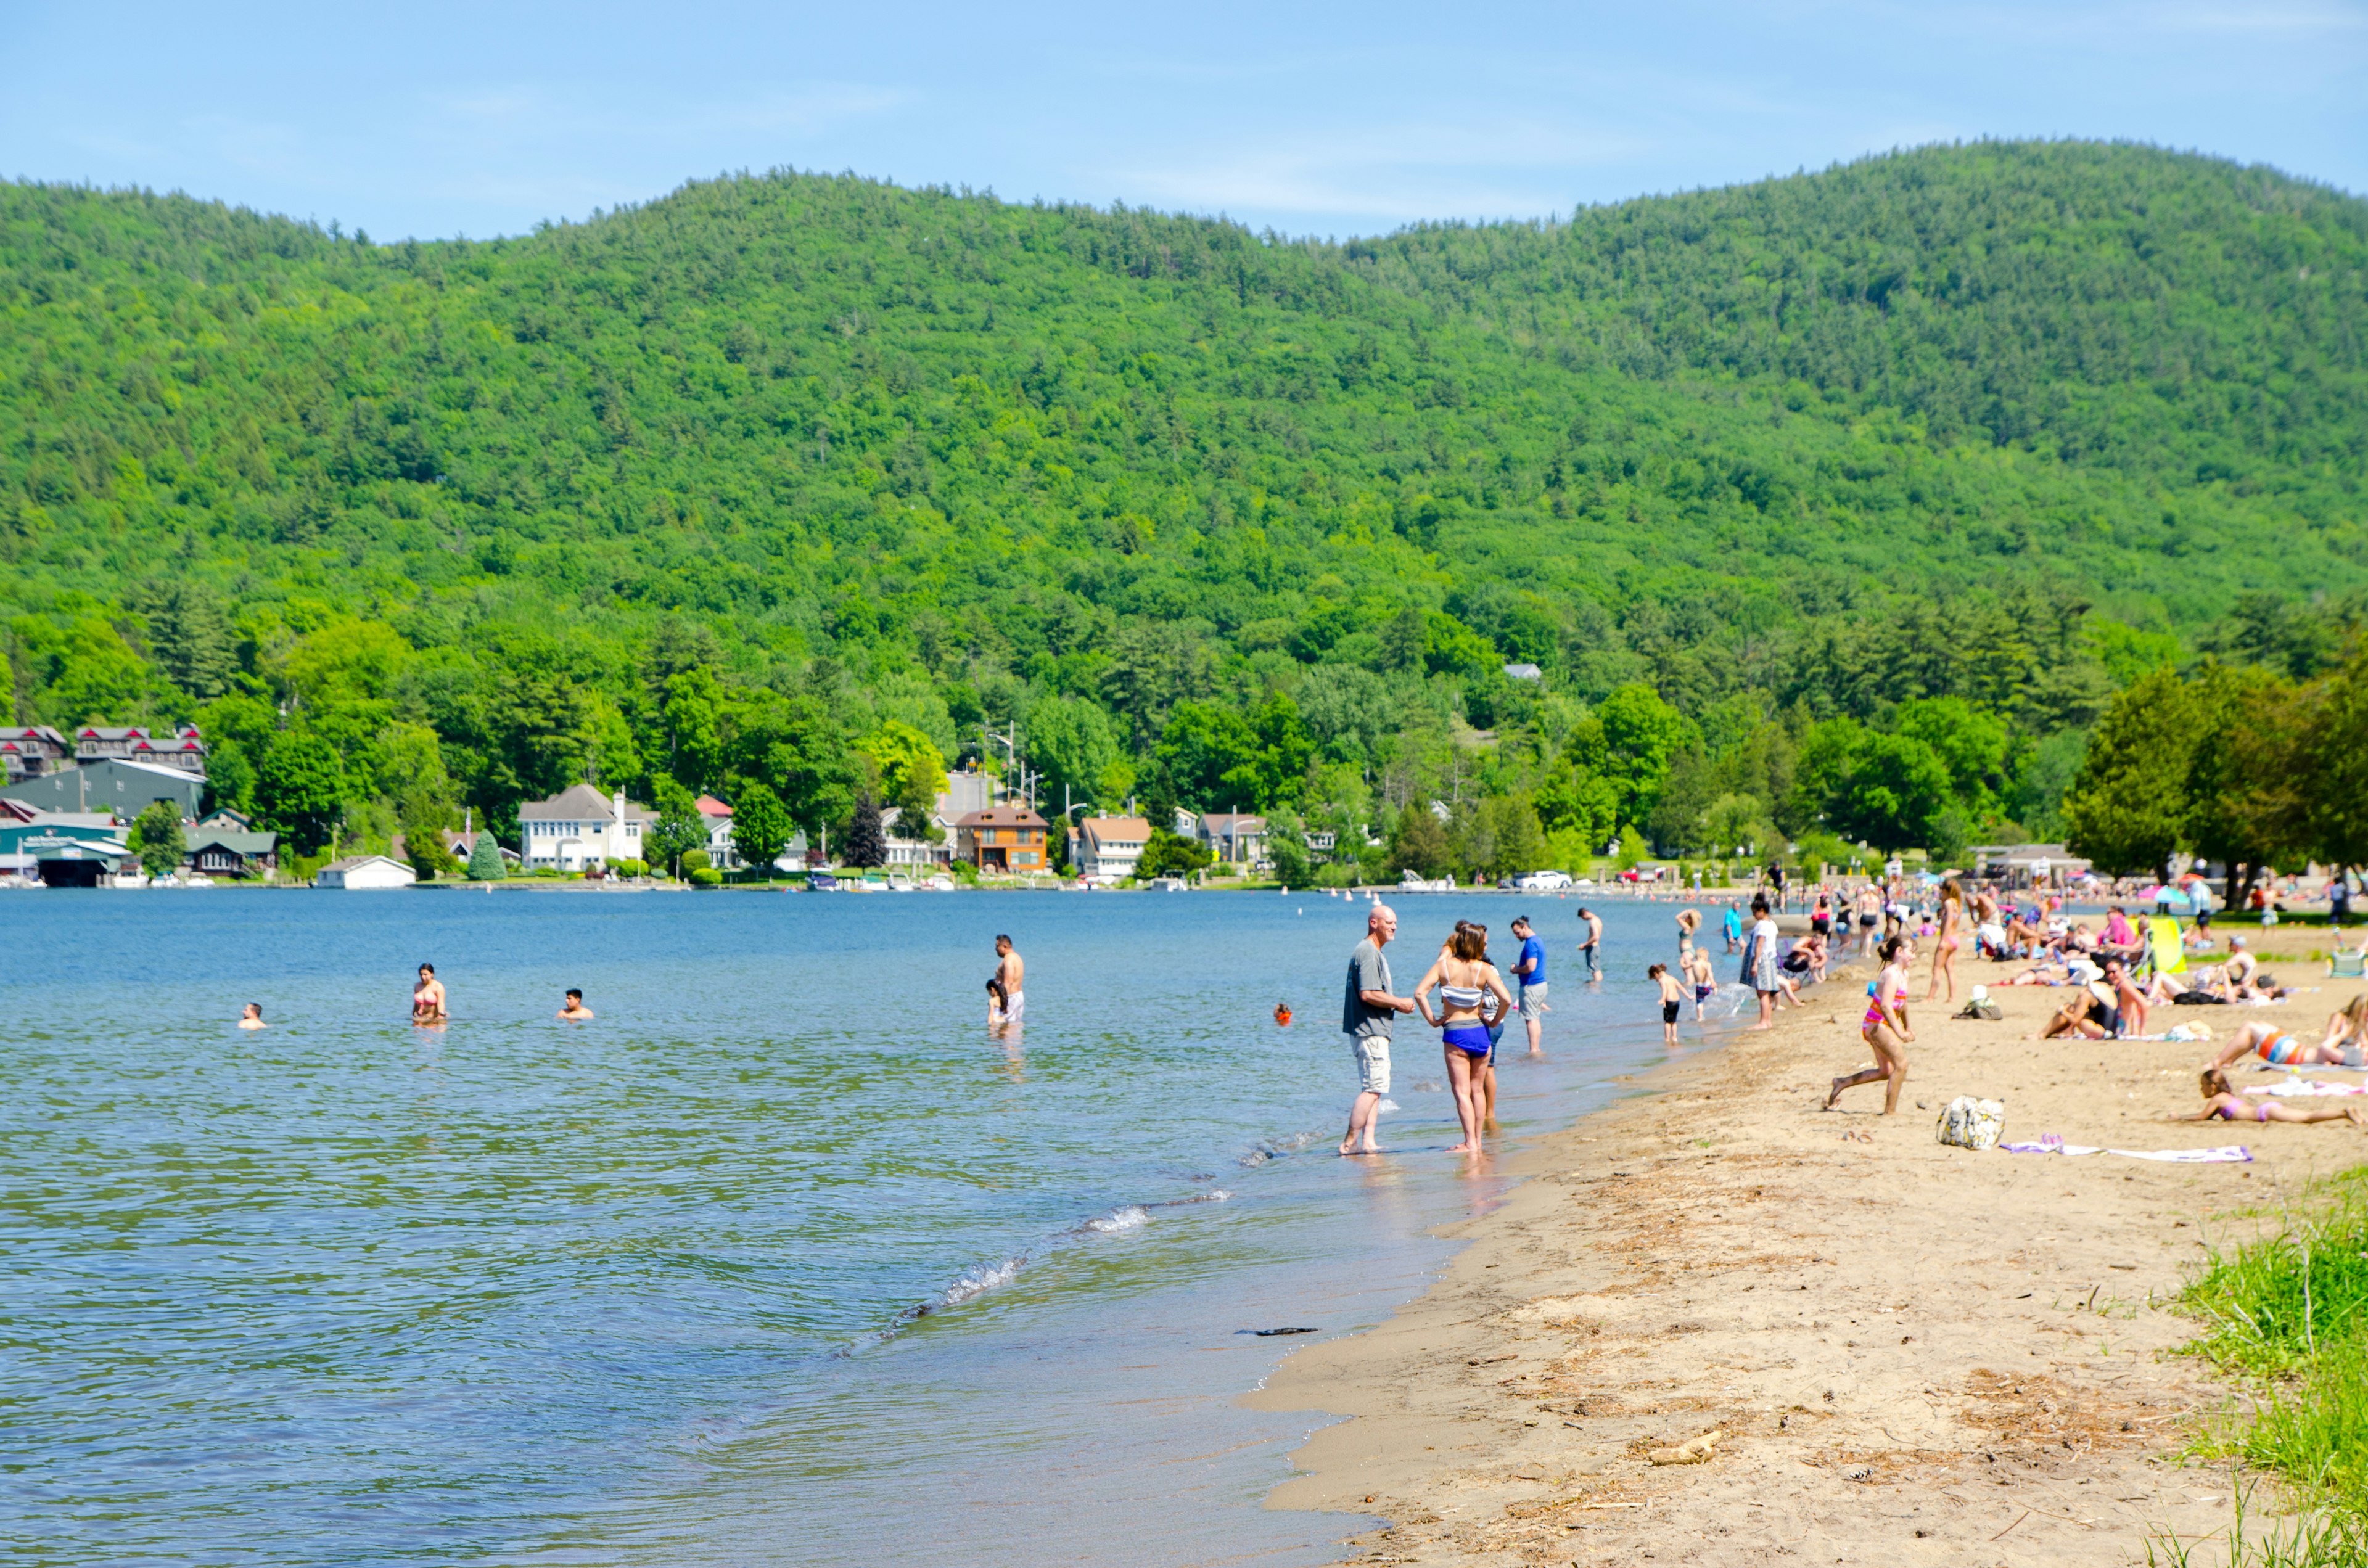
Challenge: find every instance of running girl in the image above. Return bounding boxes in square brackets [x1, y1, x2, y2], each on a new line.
[1827, 935, 1914, 1114]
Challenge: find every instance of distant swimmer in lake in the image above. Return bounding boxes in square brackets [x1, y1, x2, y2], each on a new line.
[989, 935, 1024, 1033]
[239, 1003, 267, 1030]
[412, 963, 446, 1024]
[557, 988, 594, 1020]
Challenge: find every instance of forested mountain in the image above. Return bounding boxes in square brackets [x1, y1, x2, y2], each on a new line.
[2, 140, 2362, 877]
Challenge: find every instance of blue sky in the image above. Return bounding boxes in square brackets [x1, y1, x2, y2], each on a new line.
[3, 1, 2361, 240]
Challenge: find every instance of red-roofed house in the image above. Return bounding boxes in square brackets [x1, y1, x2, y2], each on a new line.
[1, 726, 70, 782]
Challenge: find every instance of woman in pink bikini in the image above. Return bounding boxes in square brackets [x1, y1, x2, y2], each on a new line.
[1827, 935, 1914, 1114]
[2183, 1068, 2368, 1127]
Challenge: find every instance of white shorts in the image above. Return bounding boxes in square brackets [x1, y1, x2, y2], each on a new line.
[1351, 1036, 1392, 1096]
[996, 988, 1024, 1024]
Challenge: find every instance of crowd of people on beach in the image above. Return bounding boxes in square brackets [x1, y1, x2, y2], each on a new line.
[1330, 866, 2368, 1154]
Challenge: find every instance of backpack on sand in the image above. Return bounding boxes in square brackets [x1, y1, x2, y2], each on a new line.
[1936, 1096, 2005, 1151]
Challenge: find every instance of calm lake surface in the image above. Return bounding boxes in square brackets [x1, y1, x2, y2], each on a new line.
[1, 886, 1733, 1566]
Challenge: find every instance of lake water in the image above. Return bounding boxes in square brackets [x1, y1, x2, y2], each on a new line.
[0, 886, 1740, 1566]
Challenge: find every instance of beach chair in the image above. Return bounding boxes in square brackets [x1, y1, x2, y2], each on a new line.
[2142, 917, 2186, 984]
[2331, 949, 2366, 979]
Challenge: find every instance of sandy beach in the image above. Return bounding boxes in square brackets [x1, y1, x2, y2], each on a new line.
[1254, 945, 2367, 1566]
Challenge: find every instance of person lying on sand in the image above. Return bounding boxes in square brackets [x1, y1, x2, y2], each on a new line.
[2182, 1067, 2368, 1127]
[2204, 1019, 2360, 1071]
[2312, 993, 2368, 1065]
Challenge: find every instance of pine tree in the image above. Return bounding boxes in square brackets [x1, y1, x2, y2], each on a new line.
[467, 828, 506, 881]
[146, 583, 236, 700]
[842, 792, 887, 869]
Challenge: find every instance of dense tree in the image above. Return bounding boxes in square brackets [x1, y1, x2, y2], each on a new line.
[840, 792, 887, 869]
[646, 777, 707, 879]
[466, 828, 506, 881]
[2063, 670, 2202, 877]
[126, 800, 184, 879]
[255, 734, 345, 854]
[731, 782, 796, 878]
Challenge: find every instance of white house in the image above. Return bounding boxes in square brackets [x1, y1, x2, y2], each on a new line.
[1071, 815, 1151, 882]
[696, 793, 739, 871]
[520, 784, 654, 870]
[879, 805, 950, 868]
[314, 855, 416, 890]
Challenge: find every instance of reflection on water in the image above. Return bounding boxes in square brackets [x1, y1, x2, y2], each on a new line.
[1, 889, 1698, 1566]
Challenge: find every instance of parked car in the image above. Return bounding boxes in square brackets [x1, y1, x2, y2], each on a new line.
[1511, 869, 1573, 891]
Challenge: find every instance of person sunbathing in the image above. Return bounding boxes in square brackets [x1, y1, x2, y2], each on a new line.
[2034, 983, 2118, 1040]
[2182, 1067, 2368, 1127]
[2205, 1019, 2359, 1071]
[2309, 994, 2368, 1066]
[2000, 954, 2077, 986]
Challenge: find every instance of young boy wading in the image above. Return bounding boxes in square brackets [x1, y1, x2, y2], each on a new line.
[1340, 904, 1414, 1155]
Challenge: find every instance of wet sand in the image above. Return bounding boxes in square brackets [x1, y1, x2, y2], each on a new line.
[1253, 950, 2367, 1565]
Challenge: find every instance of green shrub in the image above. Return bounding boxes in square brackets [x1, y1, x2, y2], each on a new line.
[690, 867, 724, 887]
[681, 848, 711, 875]
[613, 858, 647, 879]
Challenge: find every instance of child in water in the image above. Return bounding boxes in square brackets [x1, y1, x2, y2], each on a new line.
[1683, 946, 1717, 1022]
[1650, 963, 1685, 1046]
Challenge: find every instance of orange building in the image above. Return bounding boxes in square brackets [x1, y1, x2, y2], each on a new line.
[955, 805, 1049, 872]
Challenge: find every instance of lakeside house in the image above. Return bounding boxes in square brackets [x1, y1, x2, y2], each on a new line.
[879, 806, 949, 868]
[0, 758, 206, 822]
[1070, 815, 1151, 882]
[519, 785, 654, 871]
[0, 725, 71, 781]
[1198, 812, 1268, 868]
[0, 809, 131, 886]
[953, 804, 1048, 873]
[186, 819, 279, 879]
[696, 793, 739, 871]
[314, 855, 416, 890]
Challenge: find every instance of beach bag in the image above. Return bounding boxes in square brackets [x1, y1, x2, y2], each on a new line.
[2174, 991, 2226, 1006]
[1936, 1096, 2005, 1151]
[1957, 999, 2002, 1021]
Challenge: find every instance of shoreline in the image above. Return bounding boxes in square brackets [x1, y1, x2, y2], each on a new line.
[1252, 952, 2368, 1564]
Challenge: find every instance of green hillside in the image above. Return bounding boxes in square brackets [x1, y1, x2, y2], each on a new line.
[2, 140, 2363, 876]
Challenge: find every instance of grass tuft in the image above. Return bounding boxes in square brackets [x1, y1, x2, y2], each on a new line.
[2174, 1172, 2368, 1552]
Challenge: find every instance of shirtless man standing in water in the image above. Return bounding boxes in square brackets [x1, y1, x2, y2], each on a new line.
[412, 963, 447, 1024]
[989, 935, 1026, 1032]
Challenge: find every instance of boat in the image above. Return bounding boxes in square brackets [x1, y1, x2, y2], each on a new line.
[885, 873, 915, 892]
[1148, 876, 1188, 892]
[926, 874, 956, 891]
[807, 872, 841, 892]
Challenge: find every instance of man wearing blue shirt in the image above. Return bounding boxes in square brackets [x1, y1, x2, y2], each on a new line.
[1510, 914, 1548, 1056]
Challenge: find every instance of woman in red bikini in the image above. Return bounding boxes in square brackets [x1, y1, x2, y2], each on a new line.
[1923, 879, 1965, 1005]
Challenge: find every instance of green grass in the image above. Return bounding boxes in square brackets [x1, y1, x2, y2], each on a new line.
[2171, 1173, 2368, 1556]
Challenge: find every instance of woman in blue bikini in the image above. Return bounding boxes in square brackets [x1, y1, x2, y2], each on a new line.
[1413, 922, 1516, 1155]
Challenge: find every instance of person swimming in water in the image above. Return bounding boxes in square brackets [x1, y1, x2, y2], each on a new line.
[2181, 1067, 2368, 1127]
[557, 988, 594, 1020]
[238, 1003, 266, 1030]
[412, 963, 446, 1024]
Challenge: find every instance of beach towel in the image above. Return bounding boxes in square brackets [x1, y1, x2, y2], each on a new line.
[2245, 1078, 2368, 1096]
[2145, 917, 2186, 982]
[1999, 1135, 2251, 1163]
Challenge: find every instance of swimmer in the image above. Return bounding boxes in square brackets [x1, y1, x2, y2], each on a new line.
[557, 988, 594, 1020]
[238, 1003, 266, 1030]
[989, 935, 1025, 1032]
[2182, 1067, 2368, 1127]
[1577, 906, 1603, 981]
[1827, 935, 1914, 1114]
[412, 963, 446, 1024]
[1412, 922, 1515, 1154]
